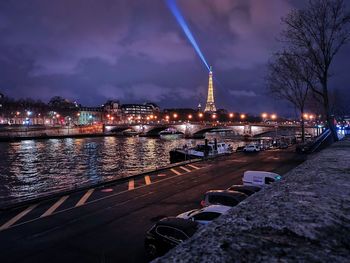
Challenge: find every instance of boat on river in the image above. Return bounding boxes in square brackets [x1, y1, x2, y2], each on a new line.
[170, 141, 233, 163]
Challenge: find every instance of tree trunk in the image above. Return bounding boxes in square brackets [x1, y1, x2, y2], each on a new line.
[322, 78, 338, 141]
[301, 109, 305, 143]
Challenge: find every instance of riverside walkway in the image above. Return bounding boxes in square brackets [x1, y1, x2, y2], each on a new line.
[156, 136, 350, 263]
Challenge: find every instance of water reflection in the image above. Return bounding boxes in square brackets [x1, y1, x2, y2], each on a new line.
[0, 136, 244, 205]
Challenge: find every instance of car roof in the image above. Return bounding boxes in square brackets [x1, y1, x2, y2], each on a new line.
[244, 170, 280, 178]
[199, 204, 232, 213]
[205, 190, 248, 198]
[228, 185, 261, 192]
[157, 217, 198, 230]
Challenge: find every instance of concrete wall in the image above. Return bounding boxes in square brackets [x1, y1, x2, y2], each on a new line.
[155, 137, 350, 262]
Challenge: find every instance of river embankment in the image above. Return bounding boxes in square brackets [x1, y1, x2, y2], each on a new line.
[156, 136, 350, 262]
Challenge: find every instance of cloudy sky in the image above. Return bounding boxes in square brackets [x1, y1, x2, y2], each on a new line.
[0, 0, 349, 116]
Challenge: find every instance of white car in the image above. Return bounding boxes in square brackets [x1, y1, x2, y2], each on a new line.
[243, 145, 260, 152]
[242, 170, 282, 187]
[177, 205, 231, 225]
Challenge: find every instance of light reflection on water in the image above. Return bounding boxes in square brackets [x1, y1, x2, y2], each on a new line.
[0, 136, 245, 205]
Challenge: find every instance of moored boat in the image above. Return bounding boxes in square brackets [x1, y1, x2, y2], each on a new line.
[170, 140, 232, 163]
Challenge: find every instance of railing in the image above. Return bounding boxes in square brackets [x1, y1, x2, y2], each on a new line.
[308, 129, 332, 153]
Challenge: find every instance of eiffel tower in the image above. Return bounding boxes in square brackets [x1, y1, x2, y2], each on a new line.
[204, 66, 217, 112]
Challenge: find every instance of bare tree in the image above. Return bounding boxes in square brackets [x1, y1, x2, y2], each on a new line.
[267, 52, 316, 142]
[281, 0, 350, 140]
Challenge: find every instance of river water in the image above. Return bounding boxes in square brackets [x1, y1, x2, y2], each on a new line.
[0, 136, 245, 206]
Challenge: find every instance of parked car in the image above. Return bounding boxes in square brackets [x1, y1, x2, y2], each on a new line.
[144, 217, 199, 258]
[279, 142, 289, 149]
[200, 190, 247, 207]
[235, 146, 245, 152]
[227, 185, 261, 196]
[243, 145, 260, 152]
[242, 170, 282, 187]
[177, 205, 231, 225]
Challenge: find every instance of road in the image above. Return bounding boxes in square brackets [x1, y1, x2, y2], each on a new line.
[0, 148, 305, 263]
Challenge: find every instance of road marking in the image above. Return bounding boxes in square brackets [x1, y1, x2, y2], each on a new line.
[4, 163, 207, 229]
[0, 204, 38, 231]
[157, 173, 167, 177]
[128, 179, 135, 190]
[170, 168, 182, 175]
[41, 196, 69, 217]
[179, 166, 191, 173]
[145, 175, 151, 185]
[75, 189, 94, 207]
[188, 164, 200, 170]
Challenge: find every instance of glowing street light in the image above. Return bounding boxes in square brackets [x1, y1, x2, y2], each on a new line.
[303, 113, 309, 120]
[188, 114, 192, 120]
[165, 115, 170, 121]
[173, 113, 178, 119]
[212, 114, 217, 119]
[240, 114, 246, 120]
[229, 113, 234, 118]
[261, 113, 268, 119]
[271, 114, 277, 120]
[198, 112, 203, 118]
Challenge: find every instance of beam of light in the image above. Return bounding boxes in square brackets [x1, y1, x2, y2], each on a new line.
[166, 0, 210, 71]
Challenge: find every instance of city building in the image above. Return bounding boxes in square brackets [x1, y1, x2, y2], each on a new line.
[102, 100, 122, 123]
[204, 66, 217, 112]
[121, 102, 160, 122]
[77, 107, 104, 125]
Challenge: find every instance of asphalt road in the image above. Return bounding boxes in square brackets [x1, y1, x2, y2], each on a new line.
[0, 148, 305, 263]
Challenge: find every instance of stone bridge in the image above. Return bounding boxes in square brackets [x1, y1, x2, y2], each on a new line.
[105, 122, 318, 138]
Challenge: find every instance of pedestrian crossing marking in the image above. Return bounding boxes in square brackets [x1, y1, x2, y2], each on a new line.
[170, 168, 182, 175]
[75, 189, 94, 207]
[179, 166, 191, 173]
[145, 175, 151, 185]
[41, 195, 69, 217]
[0, 204, 38, 231]
[128, 179, 135, 190]
[188, 164, 200, 170]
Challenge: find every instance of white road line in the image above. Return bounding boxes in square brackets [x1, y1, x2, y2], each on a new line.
[75, 189, 94, 207]
[40, 196, 69, 218]
[170, 168, 182, 175]
[145, 175, 151, 185]
[179, 166, 191, 173]
[188, 164, 200, 170]
[128, 179, 135, 190]
[0, 204, 38, 231]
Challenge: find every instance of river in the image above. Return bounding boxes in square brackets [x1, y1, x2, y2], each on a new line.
[0, 136, 245, 206]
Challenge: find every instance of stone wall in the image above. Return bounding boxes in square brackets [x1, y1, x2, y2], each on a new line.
[155, 137, 350, 262]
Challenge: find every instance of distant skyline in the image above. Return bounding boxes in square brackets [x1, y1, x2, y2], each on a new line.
[0, 0, 349, 117]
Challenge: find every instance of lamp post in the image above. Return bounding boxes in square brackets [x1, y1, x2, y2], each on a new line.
[271, 114, 278, 143]
[229, 113, 234, 123]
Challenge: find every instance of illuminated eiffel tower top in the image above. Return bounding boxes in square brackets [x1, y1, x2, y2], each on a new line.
[204, 66, 217, 112]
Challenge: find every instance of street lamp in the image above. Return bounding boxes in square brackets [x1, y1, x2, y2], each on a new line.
[229, 113, 234, 123]
[188, 114, 192, 121]
[240, 114, 246, 121]
[271, 114, 278, 143]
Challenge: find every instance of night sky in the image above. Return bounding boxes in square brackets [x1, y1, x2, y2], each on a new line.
[0, 0, 349, 116]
